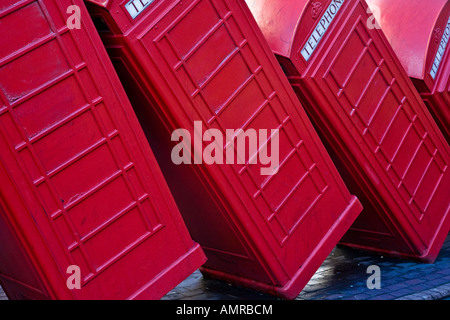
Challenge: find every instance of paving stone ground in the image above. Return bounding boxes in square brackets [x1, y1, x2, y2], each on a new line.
[1, 234, 450, 300]
[0, 286, 6, 301]
[163, 234, 450, 301]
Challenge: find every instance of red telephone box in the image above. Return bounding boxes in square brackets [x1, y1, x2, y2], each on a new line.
[246, 0, 450, 262]
[85, 0, 362, 299]
[366, 0, 450, 143]
[0, 0, 205, 299]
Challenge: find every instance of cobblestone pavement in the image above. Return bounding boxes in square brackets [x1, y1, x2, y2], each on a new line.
[0, 286, 6, 301]
[1, 234, 450, 300]
[163, 234, 450, 301]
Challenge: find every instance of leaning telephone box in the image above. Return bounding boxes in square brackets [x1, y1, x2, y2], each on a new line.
[366, 0, 450, 142]
[0, 0, 206, 300]
[85, 0, 362, 299]
[246, 0, 450, 262]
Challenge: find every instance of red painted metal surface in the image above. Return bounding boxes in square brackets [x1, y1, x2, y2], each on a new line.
[366, 0, 450, 142]
[0, 0, 205, 300]
[85, 0, 362, 299]
[246, 0, 450, 262]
